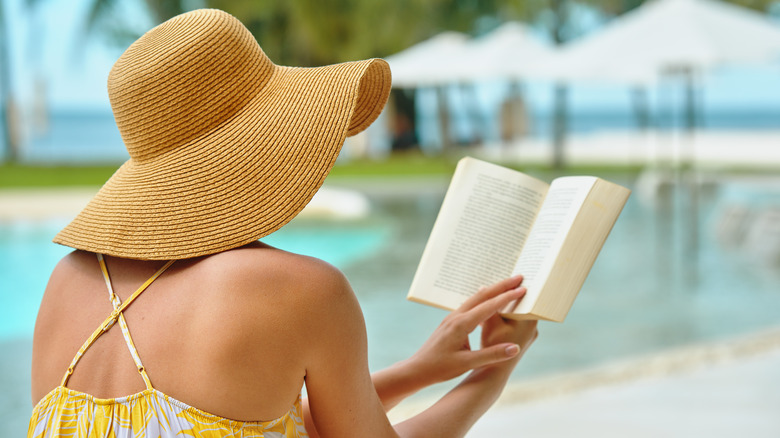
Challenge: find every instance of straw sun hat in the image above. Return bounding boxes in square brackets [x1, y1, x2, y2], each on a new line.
[53, 8, 391, 260]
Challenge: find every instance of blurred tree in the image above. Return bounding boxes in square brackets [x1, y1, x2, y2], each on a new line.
[28, 0, 540, 66]
[37, 0, 780, 66]
[200, 0, 542, 66]
[21, 0, 779, 69]
[26, 0, 192, 46]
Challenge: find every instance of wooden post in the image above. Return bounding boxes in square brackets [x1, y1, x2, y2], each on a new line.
[550, 0, 568, 169]
[0, 2, 19, 162]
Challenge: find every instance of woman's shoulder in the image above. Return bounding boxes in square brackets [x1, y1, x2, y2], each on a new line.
[208, 241, 344, 279]
[50, 249, 97, 277]
[45, 250, 103, 302]
[190, 242, 358, 352]
[196, 241, 352, 304]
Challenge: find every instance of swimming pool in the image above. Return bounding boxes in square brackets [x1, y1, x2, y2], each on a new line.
[0, 218, 393, 340]
[359, 175, 780, 376]
[2, 173, 780, 435]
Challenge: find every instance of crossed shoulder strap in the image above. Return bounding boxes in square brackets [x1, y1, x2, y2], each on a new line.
[60, 254, 175, 389]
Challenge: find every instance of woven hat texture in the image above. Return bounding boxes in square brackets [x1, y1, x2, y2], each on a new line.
[53, 8, 391, 260]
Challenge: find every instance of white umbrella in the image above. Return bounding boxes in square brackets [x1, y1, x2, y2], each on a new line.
[547, 0, 780, 84]
[384, 32, 470, 88]
[541, 0, 780, 256]
[386, 24, 555, 87]
[454, 22, 555, 81]
[385, 27, 550, 148]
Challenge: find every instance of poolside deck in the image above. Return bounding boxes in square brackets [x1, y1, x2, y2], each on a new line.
[380, 327, 780, 437]
[469, 328, 780, 437]
[476, 129, 780, 169]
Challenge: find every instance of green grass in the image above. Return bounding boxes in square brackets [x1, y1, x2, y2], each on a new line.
[331, 153, 457, 177]
[0, 163, 120, 188]
[11, 153, 765, 189]
[0, 154, 460, 188]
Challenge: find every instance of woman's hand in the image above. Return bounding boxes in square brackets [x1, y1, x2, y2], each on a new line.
[406, 275, 536, 386]
[479, 302, 538, 369]
[394, 280, 539, 437]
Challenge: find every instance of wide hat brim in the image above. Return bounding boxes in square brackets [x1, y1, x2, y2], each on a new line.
[54, 51, 391, 260]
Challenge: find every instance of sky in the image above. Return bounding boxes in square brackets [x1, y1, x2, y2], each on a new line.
[5, 0, 150, 111]
[5, 0, 780, 114]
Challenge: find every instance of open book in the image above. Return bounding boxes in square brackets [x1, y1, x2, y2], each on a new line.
[407, 157, 630, 322]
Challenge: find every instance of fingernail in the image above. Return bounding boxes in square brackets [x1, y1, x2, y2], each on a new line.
[505, 344, 520, 356]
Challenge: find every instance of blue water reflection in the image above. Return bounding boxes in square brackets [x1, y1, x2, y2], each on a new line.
[0, 219, 390, 340]
[1, 175, 779, 435]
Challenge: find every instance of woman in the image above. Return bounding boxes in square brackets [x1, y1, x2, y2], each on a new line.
[29, 9, 538, 438]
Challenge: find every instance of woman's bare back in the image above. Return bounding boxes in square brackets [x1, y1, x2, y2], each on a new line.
[31, 242, 337, 421]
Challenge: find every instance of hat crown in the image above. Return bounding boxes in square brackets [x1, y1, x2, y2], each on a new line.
[108, 9, 274, 162]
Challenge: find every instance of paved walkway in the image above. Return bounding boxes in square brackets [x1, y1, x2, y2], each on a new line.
[467, 329, 780, 437]
[481, 129, 780, 168]
[0, 187, 96, 220]
[0, 185, 383, 221]
[386, 328, 780, 437]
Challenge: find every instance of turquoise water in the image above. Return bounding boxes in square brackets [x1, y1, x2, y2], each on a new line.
[3, 177, 780, 367]
[4, 178, 780, 362]
[2, 175, 780, 436]
[0, 219, 391, 341]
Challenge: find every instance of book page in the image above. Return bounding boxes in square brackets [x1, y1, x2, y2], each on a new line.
[408, 158, 549, 310]
[510, 176, 597, 312]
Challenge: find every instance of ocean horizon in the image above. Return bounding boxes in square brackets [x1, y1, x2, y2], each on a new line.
[10, 106, 780, 164]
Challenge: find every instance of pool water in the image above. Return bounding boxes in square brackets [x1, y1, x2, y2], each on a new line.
[3, 176, 780, 367]
[341, 175, 780, 377]
[2, 173, 780, 435]
[0, 218, 392, 340]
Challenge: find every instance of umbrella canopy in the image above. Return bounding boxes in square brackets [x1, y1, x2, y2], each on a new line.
[385, 23, 555, 87]
[547, 0, 780, 84]
[384, 32, 471, 88]
[455, 22, 555, 81]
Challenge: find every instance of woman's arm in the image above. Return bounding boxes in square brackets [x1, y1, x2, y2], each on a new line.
[370, 275, 533, 411]
[394, 358, 518, 437]
[298, 265, 399, 437]
[300, 269, 537, 437]
[397, 279, 539, 436]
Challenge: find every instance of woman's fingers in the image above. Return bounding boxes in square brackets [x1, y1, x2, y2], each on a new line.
[459, 286, 526, 332]
[458, 275, 524, 312]
[461, 342, 522, 369]
[464, 321, 539, 369]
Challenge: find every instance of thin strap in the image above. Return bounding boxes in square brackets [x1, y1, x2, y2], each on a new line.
[60, 255, 175, 388]
[95, 254, 154, 389]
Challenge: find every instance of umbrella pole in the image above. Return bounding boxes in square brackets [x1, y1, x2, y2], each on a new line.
[550, 0, 568, 169]
[682, 68, 699, 285]
[436, 85, 453, 154]
[684, 68, 696, 133]
[461, 82, 483, 146]
[552, 82, 567, 169]
[631, 85, 652, 165]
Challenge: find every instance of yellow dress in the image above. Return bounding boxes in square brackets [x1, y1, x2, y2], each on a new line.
[28, 254, 308, 438]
